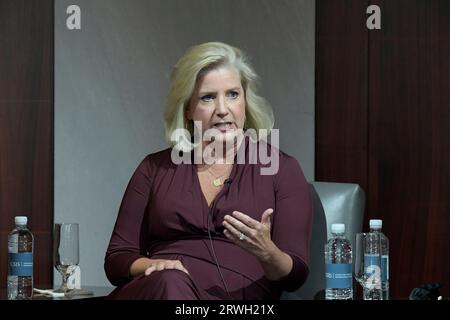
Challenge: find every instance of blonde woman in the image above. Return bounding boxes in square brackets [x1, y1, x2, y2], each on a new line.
[105, 42, 312, 299]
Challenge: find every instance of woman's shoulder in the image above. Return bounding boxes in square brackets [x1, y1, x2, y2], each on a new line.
[139, 147, 174, 171]
[250, 138, 300, 168]
[241, 137, 303, 183]
[257, 142, 307, 190]
[144, 147, 173, 161]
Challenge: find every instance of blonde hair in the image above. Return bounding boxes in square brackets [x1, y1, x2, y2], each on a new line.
[164, 42, 274, 151]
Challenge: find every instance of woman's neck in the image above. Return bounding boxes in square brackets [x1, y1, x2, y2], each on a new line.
[194, 136, 244, 166]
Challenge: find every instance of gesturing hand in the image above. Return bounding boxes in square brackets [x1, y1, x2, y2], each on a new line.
[144, 259, 189, 277]
[222, 208, 277, 262]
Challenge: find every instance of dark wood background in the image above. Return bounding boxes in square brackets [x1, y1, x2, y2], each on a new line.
[316, 0, 450, 298]
[0, 0, 54, 288]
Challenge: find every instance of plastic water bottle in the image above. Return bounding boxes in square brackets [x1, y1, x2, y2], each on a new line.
[365, 219, 389, 300]
[325, 223, 353, 300]
[7, 216, 34, 300]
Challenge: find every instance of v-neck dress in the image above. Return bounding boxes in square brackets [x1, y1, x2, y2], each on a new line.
[105, 137, 312, 299]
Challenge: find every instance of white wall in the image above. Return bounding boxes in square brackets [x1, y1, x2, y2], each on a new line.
[55, 0, 315, 286]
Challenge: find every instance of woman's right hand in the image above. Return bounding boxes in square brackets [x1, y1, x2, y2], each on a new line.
[144, 259, 189, 276]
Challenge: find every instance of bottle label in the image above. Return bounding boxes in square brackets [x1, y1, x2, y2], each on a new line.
[8, 253, 33, 276]
[382, 255, 389, 282]
[325, 263, 352, 289]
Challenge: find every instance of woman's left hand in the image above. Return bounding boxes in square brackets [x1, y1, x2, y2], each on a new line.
[222, 208, 277, 262]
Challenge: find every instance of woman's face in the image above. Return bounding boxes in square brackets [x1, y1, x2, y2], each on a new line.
[186, 66, 246, 143]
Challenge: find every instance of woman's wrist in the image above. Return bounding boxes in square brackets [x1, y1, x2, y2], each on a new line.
[258, 242, 279, 263]
[258, 245, 293, 281]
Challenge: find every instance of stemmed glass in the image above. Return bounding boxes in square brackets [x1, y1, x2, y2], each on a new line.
[354, 232, 382, 300]
[53, 223, 79, 293]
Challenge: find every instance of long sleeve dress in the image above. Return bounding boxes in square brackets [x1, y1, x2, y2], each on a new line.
[104, 137, 312, 299]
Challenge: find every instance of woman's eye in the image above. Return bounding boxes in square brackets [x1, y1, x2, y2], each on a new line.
[200, 95, 214, 102]
[227, 91, 239, 99]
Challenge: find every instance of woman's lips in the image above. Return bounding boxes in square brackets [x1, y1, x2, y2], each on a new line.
[212, 122, 234, 132]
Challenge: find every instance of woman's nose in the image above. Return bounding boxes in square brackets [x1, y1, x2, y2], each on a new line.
[215, 96, 229, 116]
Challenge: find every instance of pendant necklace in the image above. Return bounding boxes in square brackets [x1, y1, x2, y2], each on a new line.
[207, 165, 229, 187]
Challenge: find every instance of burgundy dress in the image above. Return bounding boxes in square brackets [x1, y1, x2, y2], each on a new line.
[104, 137, 312, 299]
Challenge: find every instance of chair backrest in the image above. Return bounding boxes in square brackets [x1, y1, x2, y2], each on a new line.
[282, 181, 365, 300]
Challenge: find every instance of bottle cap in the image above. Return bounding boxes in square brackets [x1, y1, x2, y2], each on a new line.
[331, 223, 345, 234]
[370, 219, 382, 229]
[15, 216, 28, 225]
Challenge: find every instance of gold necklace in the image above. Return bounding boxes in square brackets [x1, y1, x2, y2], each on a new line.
[207, 165, 230, 187]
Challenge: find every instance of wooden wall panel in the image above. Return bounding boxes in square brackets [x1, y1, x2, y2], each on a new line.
[317, 0, 450, 298]
[315, 0, 369, 191]
[369, 0, 450, 298]
[0, 0, 54, 288]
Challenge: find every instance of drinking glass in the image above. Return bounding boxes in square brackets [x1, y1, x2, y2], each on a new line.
[53, 223, 79, 293]
[354, 232, 383, 300]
